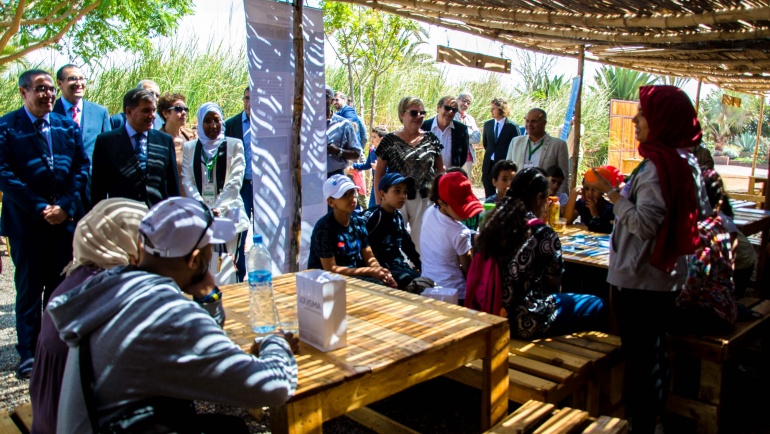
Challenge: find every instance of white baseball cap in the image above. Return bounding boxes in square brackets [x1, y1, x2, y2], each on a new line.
[323, 174, 360, 199]
[139, 197, 236, 258]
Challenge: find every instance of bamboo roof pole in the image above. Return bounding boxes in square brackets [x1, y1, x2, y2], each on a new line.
[570, 46, 584, 191]
[751, 95, 764, 178]
[290, 0, 304, 272]
[695, 78, 702, 115]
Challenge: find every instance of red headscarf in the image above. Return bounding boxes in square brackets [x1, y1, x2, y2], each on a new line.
[637, 85, 701, 272]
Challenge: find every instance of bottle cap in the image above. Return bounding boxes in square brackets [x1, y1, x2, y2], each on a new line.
[253, 234, 263, 244]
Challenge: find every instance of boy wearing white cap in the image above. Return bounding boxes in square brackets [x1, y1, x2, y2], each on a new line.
[48, 197, 298, 433]
[308, 174, 397, 287]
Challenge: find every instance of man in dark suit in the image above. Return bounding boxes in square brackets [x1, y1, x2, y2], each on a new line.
[53, 64, 111, 207]
[225, 86, 253, 282]
[421, 96, 469, 170]
[91, 88, 180, 208]
[110, 79, 163, 130]
[0, 69, 90, 378]
[482, 97, 520, 197]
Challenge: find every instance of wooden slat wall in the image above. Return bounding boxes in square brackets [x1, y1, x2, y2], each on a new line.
[608, 100, 641, 175]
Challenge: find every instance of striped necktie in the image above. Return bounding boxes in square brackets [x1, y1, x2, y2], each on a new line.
[71, 106, 80, 126]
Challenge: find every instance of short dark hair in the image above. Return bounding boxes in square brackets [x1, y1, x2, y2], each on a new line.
[123, 88, 156, 113]
[244, 86, 250, 93]
[56, 64, 79, 81]
[545, 165, 564, 179]
[18, 69, 51, 88]
[491, 160, 518, 181]
[506, 167, 549, 210]
[371, 126, 388, 138]
[156, 92, 187, 121]
[437, 95, 455, 108]
[529, 108, 548, 121]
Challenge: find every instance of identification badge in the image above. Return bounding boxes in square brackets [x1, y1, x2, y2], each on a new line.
[202, 183, 216, 205]
[522, 162, 535, 169]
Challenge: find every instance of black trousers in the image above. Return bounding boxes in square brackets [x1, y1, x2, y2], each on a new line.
[9, 224, 73, 360]
[612, 286, 677, 434]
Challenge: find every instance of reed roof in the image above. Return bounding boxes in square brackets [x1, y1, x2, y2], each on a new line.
[337, 0, 770, 94]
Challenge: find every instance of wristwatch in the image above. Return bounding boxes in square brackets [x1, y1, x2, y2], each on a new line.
[337, 147, 344, 158]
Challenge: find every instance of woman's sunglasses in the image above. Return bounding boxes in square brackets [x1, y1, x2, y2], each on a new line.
[407, 110, 427, 117]
[168, 106, 190, 113]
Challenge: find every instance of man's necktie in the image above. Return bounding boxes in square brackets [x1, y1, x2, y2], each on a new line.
[34, 119, 52, 165]
[134, 133, 147, 172]
[494, 122, 500, 141]
[71, 106, 80, 126]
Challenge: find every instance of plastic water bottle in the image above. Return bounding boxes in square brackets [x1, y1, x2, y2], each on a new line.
[247, 235, 277, 335]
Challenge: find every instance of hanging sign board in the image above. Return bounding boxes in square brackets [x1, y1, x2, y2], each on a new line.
[436, 45, 511, 74]
[722, 94, 742, 107]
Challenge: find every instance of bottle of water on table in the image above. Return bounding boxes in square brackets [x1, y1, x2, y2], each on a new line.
[247, 235, 277, 335]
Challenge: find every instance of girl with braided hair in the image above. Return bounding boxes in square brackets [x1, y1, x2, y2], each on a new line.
[476, 167, 605, 339]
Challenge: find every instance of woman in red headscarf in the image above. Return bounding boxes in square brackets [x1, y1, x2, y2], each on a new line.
[585, 85, 709, 434]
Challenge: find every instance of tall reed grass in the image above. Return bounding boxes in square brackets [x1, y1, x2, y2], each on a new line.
[0, 37, 248, 123]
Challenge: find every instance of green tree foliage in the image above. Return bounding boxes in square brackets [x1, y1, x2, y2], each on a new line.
[591, 66, 657, 101]
[0, 0, 193, 66]
[698, 89, 752, 152]
[320, 1, 367, 104]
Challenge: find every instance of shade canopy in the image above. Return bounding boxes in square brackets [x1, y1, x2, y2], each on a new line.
[336, 0, 770, 94]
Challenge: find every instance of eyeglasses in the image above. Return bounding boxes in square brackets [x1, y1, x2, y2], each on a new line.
[187, 201, 214, 258]
[443, 105, 459, 113]
[407, 110, 427, 117]
[459, 98, 472, 104]
[64, 76, 87, 84]
[26, 85, 58, 95]
[168, 105, 190, 113]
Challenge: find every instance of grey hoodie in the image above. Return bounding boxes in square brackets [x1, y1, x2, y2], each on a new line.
[48, 266, 297, 434]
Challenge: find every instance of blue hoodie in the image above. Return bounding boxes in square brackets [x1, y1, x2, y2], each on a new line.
[48, 266, 297, 433]
[336, 105, 367, 148]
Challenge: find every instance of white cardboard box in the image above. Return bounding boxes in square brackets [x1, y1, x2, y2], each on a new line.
[295, 270, 347, 352]
[420, 286, 459, 304]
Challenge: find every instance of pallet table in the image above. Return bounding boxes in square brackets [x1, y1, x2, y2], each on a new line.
[221, 274, 510, 434]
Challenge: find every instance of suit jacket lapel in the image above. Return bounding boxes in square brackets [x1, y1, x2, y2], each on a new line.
[120, 128, 145, 183]
[17, 109, 55, 175]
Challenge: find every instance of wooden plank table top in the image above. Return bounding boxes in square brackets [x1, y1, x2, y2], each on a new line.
[221, 274, 510, 434]
[733, 207, 770, 237]
[559, 226, 610, 269]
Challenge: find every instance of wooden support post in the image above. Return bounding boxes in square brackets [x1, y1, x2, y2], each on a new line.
[289, 0, 304, 272]
[752, 95, 764, 178]
[570, 46, 584, 191]
[695, 79, 702, 115]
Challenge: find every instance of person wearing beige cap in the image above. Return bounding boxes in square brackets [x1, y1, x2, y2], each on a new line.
[48, 197, 298, 434]
[30, 198, 148, 434]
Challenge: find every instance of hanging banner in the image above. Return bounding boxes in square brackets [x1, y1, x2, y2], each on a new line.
[244, 0, 327, 273]
[560, 76, 581, 141]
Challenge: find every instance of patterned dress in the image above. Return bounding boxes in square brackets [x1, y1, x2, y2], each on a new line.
[375, 132, 443, 199]
[502, 213, 564, 338]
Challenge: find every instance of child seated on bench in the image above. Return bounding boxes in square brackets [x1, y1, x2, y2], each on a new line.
[420, 171, 483, 305]
[563, 168, 616, 234]
[485, 160, 517, 205]
[475, 167, 606, 338]
[308, 174, 397, 287]
[362, 172, 421, 289]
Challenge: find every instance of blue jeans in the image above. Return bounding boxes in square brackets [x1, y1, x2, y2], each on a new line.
[548, 293, 607, 336]
[236, 180, 253, 282]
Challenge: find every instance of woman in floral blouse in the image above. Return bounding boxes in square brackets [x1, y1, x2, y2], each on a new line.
[374, 96, 444, 251]
[475, 167, 606, 339]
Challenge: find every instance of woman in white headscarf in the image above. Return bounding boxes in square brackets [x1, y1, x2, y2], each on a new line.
[181, 103, 249, 279]
[29, 198, 148, 434]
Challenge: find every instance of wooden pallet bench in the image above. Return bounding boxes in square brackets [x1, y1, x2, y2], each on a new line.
[445, 331, 624, 417]
[485, 400, 628, 434]
[0, 410, 23, 434]
[667, 297, 770, 434]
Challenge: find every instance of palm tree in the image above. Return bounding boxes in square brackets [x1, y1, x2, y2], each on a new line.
[591, 66, 657, 101]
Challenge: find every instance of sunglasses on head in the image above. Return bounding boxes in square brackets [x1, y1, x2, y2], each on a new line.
[168, 105, 190, 113]
[407, 110, 427, 117]
[443, 105, 458, 113]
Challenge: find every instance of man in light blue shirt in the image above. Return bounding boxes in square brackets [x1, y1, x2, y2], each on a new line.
[325, 86, 362, 178]
[225, 87, 254, 282]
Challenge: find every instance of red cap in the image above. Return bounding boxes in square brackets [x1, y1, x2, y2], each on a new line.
[438, 172, 484, 220]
